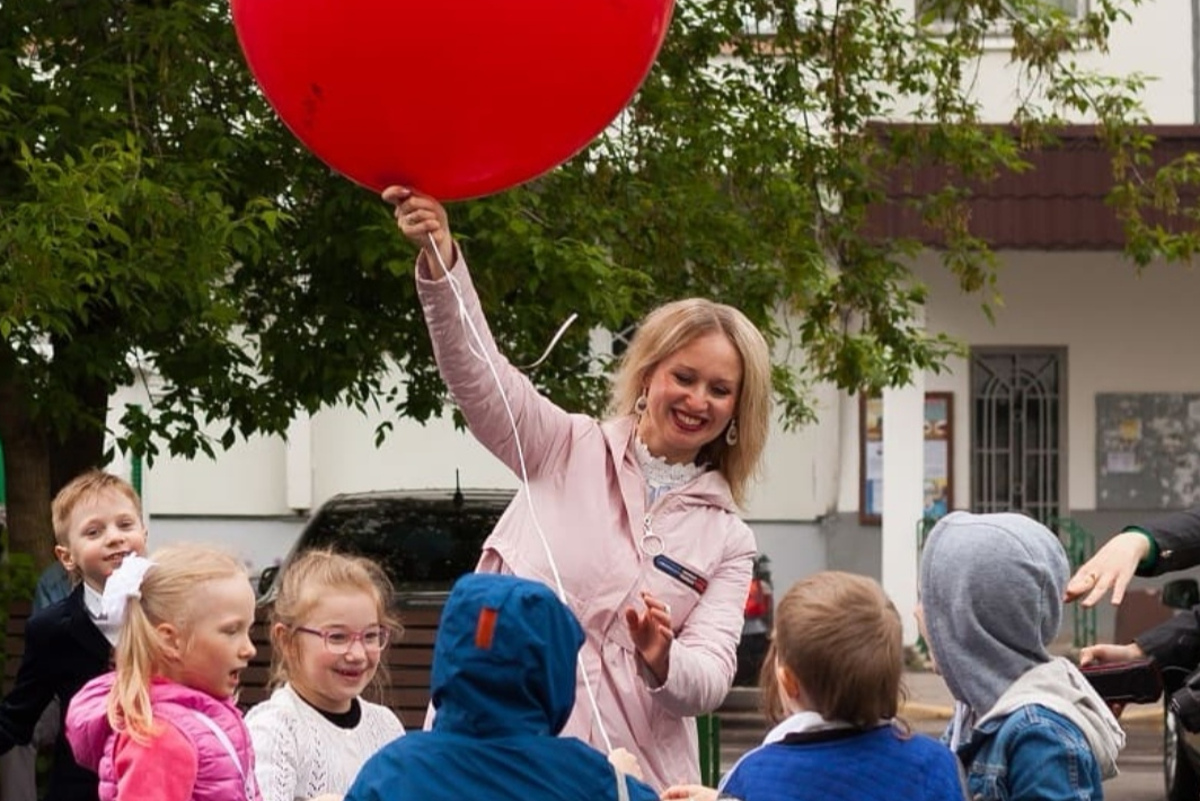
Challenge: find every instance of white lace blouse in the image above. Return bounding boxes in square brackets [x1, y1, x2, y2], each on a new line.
[245, 683, 405, 801]
[633, 435, 706, 506]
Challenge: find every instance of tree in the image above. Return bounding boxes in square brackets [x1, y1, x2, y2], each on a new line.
[1, 0, 1195, 564]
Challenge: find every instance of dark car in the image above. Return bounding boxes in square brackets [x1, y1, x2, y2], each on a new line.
[260, 487, 773, 688]
[258, 487, 516, 606]
[1160, 577, 1200, 801]
[734, 554, 774, 686]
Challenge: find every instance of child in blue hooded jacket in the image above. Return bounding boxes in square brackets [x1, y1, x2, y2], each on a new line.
[918, 512, 1126, 801]
[345, 573, 657, 801]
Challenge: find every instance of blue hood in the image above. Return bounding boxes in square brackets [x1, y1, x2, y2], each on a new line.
[431, 572, 584, 738]
[345, 573, 659, 801]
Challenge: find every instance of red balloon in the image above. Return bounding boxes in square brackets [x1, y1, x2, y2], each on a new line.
[231, 0, 674, 200]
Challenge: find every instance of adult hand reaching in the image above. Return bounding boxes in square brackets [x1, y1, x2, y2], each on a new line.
[626, 591, 673, 685]
[381, 186, 454, 277]
[1079, 641, 1146, 667]
[1063, 531, 1152, 607]
[1078, 642, 1148, 719]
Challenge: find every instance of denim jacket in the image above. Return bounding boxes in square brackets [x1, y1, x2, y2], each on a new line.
[957, 704, 1104, 801]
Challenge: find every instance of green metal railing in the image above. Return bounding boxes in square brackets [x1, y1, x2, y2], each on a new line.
[697, 713, 721, 786]
[913, 517, 940, 659]
[1050, 516, 1097, 648]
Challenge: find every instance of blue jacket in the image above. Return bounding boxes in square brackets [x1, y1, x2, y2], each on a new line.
[958, 705, 1104, 801]
[346, 573, 657, 801]
[720, 724, 965, 801]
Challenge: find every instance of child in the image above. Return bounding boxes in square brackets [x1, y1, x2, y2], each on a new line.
[918, 511, 1125, 801]
[663, 571, 966, 801]
[345, 572, 658, 801]
[245, 549, 405, 801]
[0, 469, 149, 801]
[65, 544, 262, 801]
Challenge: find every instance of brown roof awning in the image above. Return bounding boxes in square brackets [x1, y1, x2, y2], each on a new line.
[863, 124, 1200, 250]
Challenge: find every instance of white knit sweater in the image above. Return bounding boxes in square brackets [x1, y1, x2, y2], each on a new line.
[245, 683, 405, 801]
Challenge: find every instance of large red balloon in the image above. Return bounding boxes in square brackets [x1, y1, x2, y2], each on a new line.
[231, 0, 674, 200]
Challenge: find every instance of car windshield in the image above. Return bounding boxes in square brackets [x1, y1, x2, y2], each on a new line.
[300, 498, 504, 592]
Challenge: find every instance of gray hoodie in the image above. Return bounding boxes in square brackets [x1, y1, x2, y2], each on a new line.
[920, 512, 1125, 776]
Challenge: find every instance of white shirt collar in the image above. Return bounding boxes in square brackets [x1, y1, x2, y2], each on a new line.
[83, 582, 121, 646]
[83, 583, 105, 619]
[762, 710, 856, 745]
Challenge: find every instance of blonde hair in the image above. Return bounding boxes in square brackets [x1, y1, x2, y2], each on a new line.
[51, 469, 142, 547]
[761, 571, 904, 728]
[608, 298, 772, 506]
[107, 544, 248, 742]
[268, 549, 400, 699]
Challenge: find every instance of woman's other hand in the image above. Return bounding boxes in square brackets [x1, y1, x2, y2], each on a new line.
[626, 591, 673, 684]
[1064, 531, 1152, 607]
[608, 747, 645, 781]
[381, 186, 454, 277]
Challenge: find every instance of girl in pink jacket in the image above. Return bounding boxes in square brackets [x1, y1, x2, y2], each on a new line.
[382, 186, 773, 790]
[66, 545, 263, 801]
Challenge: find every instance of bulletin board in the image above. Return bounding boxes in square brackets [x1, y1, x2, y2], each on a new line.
[859, 392, 954, 525]
[1096, 392, 1200, 510]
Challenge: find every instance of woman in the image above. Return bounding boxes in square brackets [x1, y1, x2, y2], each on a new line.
[382, 186, 772, 790]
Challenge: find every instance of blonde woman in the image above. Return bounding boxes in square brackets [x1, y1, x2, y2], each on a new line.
[382, 186, 773, 790]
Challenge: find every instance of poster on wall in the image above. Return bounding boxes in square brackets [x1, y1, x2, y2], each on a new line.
[859, 392, 954, 525]
[1096, 392, 1200, 509]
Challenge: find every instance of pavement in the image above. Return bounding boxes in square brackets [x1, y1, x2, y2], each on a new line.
[721, 666, 1163, 730]
[901, 667, 1164, 727]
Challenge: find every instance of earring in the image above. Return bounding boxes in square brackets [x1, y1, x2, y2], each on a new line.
[634, 391, 648, 416]
[725, 418, 739, 446]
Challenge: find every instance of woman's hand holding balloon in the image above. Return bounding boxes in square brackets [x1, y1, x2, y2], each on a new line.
[382, 186, 453, 277]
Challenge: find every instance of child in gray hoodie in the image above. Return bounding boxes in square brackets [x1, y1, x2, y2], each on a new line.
[918, 512, 1125, 801]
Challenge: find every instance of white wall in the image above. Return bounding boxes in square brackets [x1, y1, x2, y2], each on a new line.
[309, 403, 519, 507]
[884, 0, 1194, 124]
[912, 251, 1200, 511]
[743, 382, 842, 521]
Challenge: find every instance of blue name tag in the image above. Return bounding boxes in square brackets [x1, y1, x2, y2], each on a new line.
[653, 555, 709, 594]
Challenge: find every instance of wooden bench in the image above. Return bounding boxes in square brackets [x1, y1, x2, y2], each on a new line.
[3, 599, 34, 697]
[3, 599, 441, 732]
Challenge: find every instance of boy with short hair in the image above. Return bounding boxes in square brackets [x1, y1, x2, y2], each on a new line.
[0, 469, 148, 801]
[918, 511, 1126, 801]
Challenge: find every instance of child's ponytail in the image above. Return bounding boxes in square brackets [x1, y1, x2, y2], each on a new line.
[108, 598, 167, 741]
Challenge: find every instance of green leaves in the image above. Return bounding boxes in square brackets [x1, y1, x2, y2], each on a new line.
[0, 0, 1193, 490]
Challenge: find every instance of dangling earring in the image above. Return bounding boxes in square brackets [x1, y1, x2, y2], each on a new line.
[634, 390, 648, 417]
[725, 418, 739, 446]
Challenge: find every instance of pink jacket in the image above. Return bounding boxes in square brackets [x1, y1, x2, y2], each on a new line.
[67, 673, 261, 801]
[417, 256, 756, 790]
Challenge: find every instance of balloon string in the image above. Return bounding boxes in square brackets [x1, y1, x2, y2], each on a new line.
[517, 313, 578, 370]
[426, 234, 614, 753]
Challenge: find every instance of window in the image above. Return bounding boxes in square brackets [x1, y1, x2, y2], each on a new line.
[918, 0, 1086, 29]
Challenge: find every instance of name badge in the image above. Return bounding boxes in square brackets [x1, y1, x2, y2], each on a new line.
[653, 554, 709, 594]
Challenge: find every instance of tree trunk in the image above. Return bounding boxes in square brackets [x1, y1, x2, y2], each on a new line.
[49, 380, 109, 498]
[0, 354, 55, 568]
